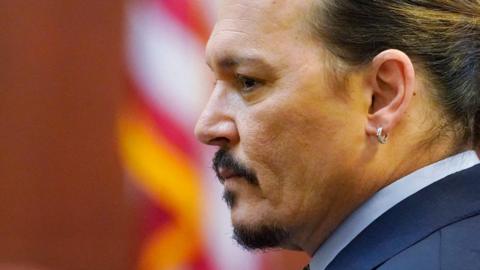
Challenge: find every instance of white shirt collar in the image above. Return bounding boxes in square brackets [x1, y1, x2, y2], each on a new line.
[310, 151, 480, 270]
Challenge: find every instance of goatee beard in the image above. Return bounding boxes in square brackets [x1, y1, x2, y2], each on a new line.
[212, 149, 289, 249]
[232, 223, 290, 250]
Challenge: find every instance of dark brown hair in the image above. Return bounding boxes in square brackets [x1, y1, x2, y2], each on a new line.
[309, 0, 480, 148]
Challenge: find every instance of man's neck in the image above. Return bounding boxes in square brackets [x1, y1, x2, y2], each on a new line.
[298, 140, 462, 255]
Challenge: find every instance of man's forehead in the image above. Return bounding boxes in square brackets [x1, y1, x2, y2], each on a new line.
[217, 0, 313, 28]
[218, 0, 289, 16]
[207, 0, 315, 66]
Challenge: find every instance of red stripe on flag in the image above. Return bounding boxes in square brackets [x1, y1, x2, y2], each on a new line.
[141, 193, 173, 240]
[156, 0, 211, 42]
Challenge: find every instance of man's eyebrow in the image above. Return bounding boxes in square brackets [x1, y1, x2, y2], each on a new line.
[206, 55, 272, 71]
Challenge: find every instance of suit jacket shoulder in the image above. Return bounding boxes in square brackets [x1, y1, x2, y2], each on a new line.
[326, 164, 480, 270]
[378, 214, 480, 270]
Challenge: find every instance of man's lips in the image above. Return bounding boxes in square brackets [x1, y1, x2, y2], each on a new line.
[218, 167, 241, 183]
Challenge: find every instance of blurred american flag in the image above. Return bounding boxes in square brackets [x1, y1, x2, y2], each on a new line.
[119, 0, 264, 269]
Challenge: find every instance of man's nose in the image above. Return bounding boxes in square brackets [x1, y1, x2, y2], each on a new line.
[194, 92, 239, 147]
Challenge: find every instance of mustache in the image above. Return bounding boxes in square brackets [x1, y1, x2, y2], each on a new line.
[212, 149, 259, 186]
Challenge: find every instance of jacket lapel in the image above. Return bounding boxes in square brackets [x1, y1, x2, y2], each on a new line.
[326, 164, 480, 270]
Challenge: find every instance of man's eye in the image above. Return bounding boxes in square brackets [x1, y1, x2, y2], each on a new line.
[236, 75, 261, 92]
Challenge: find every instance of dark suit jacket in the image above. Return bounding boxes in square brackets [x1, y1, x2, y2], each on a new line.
[325, 164, 480, 270]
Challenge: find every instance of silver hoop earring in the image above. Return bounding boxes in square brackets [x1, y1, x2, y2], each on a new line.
[377, 127, 388, 144]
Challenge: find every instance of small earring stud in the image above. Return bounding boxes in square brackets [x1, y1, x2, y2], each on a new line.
[377, 127, 388, 144]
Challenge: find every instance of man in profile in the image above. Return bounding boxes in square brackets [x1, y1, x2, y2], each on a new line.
[195, 1, 480, 269]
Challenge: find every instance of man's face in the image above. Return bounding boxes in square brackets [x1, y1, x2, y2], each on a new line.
[196, 0, 367, 249]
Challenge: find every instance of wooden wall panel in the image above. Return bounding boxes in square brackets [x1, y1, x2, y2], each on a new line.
[0, 2, 133, 270]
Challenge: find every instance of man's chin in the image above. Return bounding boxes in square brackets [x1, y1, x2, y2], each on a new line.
[232, 223, 291, 250]
[224, 190, 291, 249]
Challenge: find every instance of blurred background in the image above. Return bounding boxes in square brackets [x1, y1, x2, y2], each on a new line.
[0, 1, 309, 269]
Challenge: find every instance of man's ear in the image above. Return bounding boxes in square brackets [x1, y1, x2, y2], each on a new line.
[365, 49, 415, 140]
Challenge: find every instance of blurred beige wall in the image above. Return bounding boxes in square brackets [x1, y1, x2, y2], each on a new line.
[0, 2, 133, 270]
